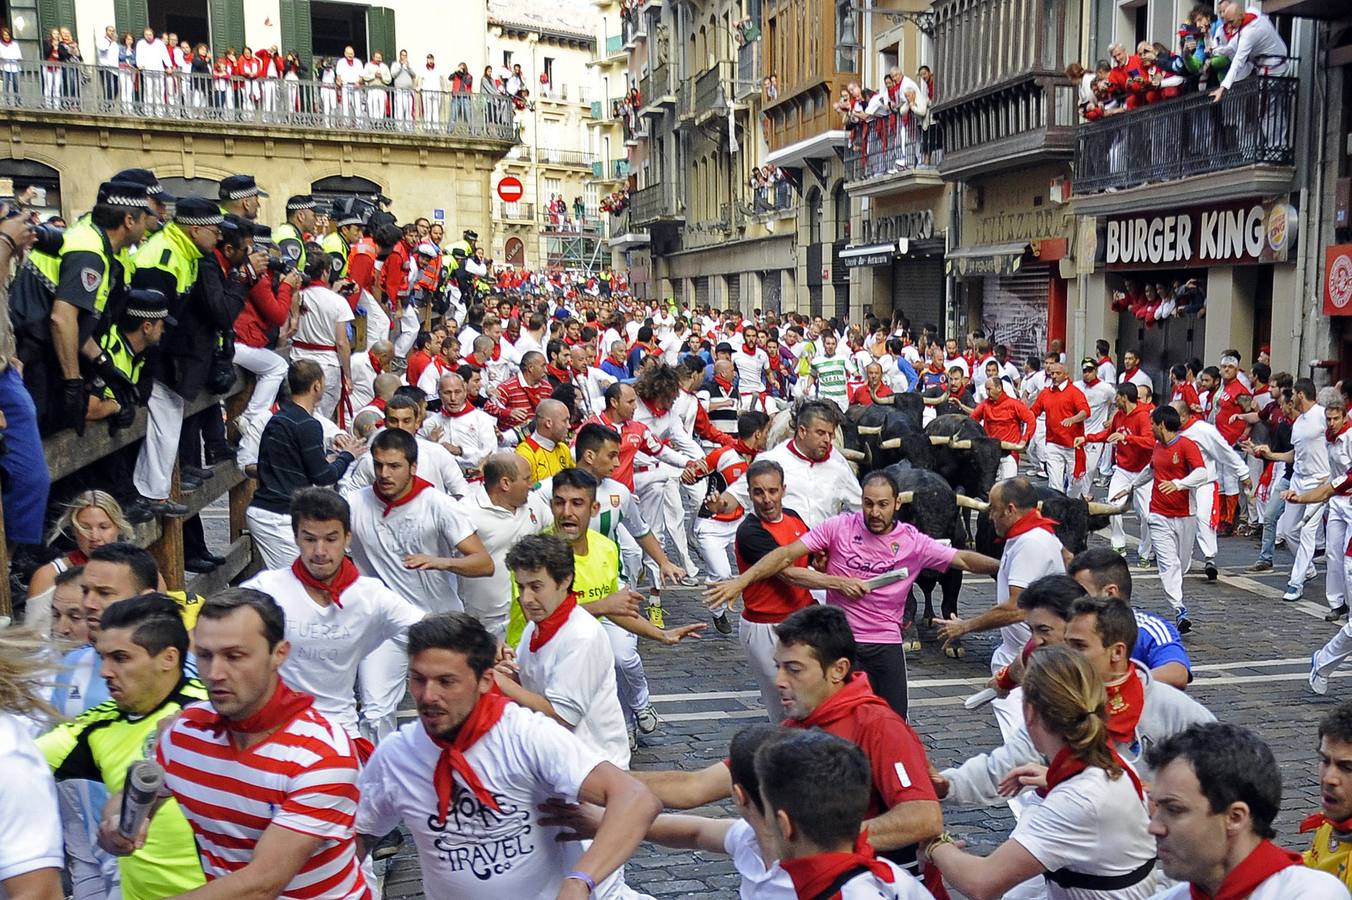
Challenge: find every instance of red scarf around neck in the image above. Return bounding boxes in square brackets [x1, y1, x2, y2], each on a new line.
[1001, 509, 1060, 542]
[1328, 421, 1352, 444]
[779, 832, 894, 900]
[1301, 810, 1352, 835]
[377, 476, 434, 517]
[446, 401, 477, 418]
[1189, 839, 1302, 900]
[1104, 666, 1146, 745]
[528, 592, 578, 652]
[291, 556, 360, 608]
[787, 672, 891, 730]
[1037, 745, 1143, 800]
[714, 375, 735, 392]
[431, 688, 511, 819]
[368, 350, 384, 375]
[546, 363, 571, 381]
[190, 677, 315, 736]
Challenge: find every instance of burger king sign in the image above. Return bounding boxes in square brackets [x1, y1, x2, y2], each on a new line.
[1326, 244, 1352, 316]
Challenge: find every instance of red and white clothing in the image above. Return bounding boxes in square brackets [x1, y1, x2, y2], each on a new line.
[780, 850, 926, 900]
[1211, 377, 1252, 449]
[421, 403, 500, 474]
[733, 347, 771, 408]
[517, 599, 629, 768]
[241, 564, 423, 738]
[581, 411, 691, 491]
[1119, 367, 1152, 393]
[693, 446, 752, 583]
[348, 350, 383, 412]
[495, 373, 551, 421]
[1170, 380, 1202, 414]
[1279, 403, 1332, 596]
[1131, 435, 1208, 611]
[1088, 403, 1156, 556]
[1148, 842, 1346, 898]
[1030, 382, 1091, 495]
[459, 485, 553, 636]
[971, 392, 1036, 479]
[157, 693, 368, 900]
[343, 432, 469, 498]
[1180, 416, 1248, 560]
[994, 516, 1066, 673]
[727, 440, 861, 529]
[415, 356, 460, 400]
[355, 704, 625, 900]
[293, 283, 355, 423]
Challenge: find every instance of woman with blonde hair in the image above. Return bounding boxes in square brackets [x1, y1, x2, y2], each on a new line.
[24, 491, 134, 631]
[922, 645, 1158, 899]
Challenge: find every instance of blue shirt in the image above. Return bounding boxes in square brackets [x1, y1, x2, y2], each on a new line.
[1132, 609, 1192, 679]
[50, 645, 109, 717]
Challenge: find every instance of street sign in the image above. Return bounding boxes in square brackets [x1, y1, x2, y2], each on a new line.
[433, 208, 445, 221]
[497, 177, 524, 203]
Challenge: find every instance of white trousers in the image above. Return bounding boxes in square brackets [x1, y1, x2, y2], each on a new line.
[694, 516, 740, 582]
[635, 467, 696, 584]
[233, 344, 289, 420]
[1328, 500, 1352, 610]
[394, 88, 414, 121]
[739, 617, 785, 722]
[464, 594, 509, 641]
[133, 381, 186, 500]
[367, 88, 386, 119]
[1147, 513, 1196, 612]
[603, 618, 650, 725]
[358, 637, 406, 744]
[393, 303, 420, 357]
[1311, 578, 1352, 680]
[1278, 479, 1326, 589]
[1108, 467, 1153, 559]
[363, 298, 392, 351]
[997, 454, 1018, 481]
[1194, 482, 1219, 560]
[244, 506, 299, 570]
[1098, 441, 1115, 477]
[1043, 443, 1075, 495]
[421, 90, 442, 124]
[617, 525, 643, 588]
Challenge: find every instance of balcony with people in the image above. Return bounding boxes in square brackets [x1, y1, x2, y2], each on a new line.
[840, 66, 944, 195]
[1068, 10, 1297, 209]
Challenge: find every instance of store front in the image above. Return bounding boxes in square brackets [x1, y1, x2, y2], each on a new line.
[844, 199, 948, 333]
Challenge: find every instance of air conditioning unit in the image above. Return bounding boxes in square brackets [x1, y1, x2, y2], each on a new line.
[963, 187, 983, 212]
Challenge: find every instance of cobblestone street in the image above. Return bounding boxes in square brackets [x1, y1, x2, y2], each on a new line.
[363, 504, 1347, 899]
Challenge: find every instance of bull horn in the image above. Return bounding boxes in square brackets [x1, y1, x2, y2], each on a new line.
[1087, 500, 1129, 516]
[857, 425, 883, 436]
[955, 495, 990, 512]
[840, 448, 866, 461]
[1000, 440, 1022, 451]
[875, 394, 895, 405]
[895, 491, 915, 505]
[1036, 500, 1045, 513]
[928, 435, 949, 445]
[948, 439, 973, 450]
[923, 395, 945, 406]
[879, 437, 902, 449]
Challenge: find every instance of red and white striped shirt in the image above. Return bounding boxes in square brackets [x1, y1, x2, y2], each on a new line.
[156, 702, 369, 900]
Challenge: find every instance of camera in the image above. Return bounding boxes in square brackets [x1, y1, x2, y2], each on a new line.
[31, 223, 65, 256]
[267, 256, 295, 276]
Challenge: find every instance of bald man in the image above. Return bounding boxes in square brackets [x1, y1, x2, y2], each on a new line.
[421, 372, 499, 476]
[350, 340, 395, 411]
[517, 398, 575, 482]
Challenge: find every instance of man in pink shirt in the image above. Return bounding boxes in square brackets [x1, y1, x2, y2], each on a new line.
[707, 470, 999, 717]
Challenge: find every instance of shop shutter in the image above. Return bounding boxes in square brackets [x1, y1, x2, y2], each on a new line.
[366, 7, 396, 64]
[980, 264, 1050, 367]
[694, 276, 710, 307]
[209, 0, 245, 56]
[41, 0, 81, 38]
[726, 274, 741, 311]
[809, 284, 823, 317]
[890, 257, 945, 339]
[278, 0, 313, 67]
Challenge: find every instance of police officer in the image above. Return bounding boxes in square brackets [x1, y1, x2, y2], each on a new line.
[112, 168, 174, 236]
[88, 288, 170, 430]
[10, 179, 155, 433]
[218, 174, 267, 222]
[448, 227, 477, 259]
[275, 195, 317, 271]
[321, 198, 368, 279]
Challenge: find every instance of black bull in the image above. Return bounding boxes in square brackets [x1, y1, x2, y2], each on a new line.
[965, 485, 1126, 558]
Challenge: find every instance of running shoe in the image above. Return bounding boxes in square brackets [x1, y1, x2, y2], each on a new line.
[1311, 652, 1330, 696]
[635, 703, 660, 735]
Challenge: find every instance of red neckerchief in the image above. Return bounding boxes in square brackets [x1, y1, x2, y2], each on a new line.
[1301, 810, 1352, 835]
[430, 688, 511, 819]
[546, 363, 571, 381]
[446, 401, 477, 418]
[785, 439, 829, 467]
[786, 672, 892, 729]
[465, 353, 486, 369]
[290, 556, 360, 608]
[1328, 421, 1352, 443]
[925, 361, 944, 374]
[1123, 366, 1139, 382]
[1099, 355, 1112, 366]
[1104, 666, 1146, 745]
[377, 476, 434, 517]
[1000, 509, 1060, 542]
[1037, 745, 1143, 799]
[528, 592, 579, 652]
[1189, 839, 1302, 900]
[367, 350, 383, 375]
[371, 397, 387, 412]
[779, 832, 894, 900]
[68, 550, 89, 567]
[948, 385, 965, 400]
[714, 375, 735, 392]
[489, 341, 502, 362]
[187, 676, 314, 736]
[1222, 10, 1259, 40]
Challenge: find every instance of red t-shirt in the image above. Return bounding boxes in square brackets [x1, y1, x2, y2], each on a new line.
[850, 383, 893, 406]
[1030, 382, 1090, 448]
[1151, 435, 1205, 517]
[1171, 381, 1202, 412]
[734, 509, 814, 623]
[972, 392, 1035, 446]
[1088, 404, 1155, 472]
[1214, 378, 1253, 445]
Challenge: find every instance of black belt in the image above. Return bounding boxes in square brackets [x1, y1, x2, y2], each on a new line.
[1046, 857, 1155, 891]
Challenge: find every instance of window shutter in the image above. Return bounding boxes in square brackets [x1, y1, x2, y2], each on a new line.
[209, 0, 245, 55]
[279, 0, 313, 67]
[366, 7, 396, 63]
[40, 0, 81, 39]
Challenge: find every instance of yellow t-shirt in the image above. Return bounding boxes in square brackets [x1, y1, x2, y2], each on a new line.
[516, 435, 574, 484]
[1306, 821, 1352, 890]
[507, 529, 620, 646]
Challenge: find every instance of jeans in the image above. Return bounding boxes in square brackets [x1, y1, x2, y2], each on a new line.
[0, 366, 50, 544]
[1257, 476, 1289, 564]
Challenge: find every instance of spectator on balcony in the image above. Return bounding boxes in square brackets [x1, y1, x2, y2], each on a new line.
[236, 47, 263, 111]
[1210, 0, 1288, 102]
[335, 45, 363, 119]
[95, 25, 119, 103]
[1067, 63, 1103, 119]
[42, 29, 61, 109]
[417, 54, 443, 125]
[364, 51, 390, 121]
[390, 50, 415, 125]
[188, 44, 211, 109]
[0, 26, 19, 101]
[135, 27, 170, 114]
[281, 49, 304, 111]
[212, 51, 235, 112]
[1107, 42, 1150, 109]
[480, 64, 503, 125]
[506, 62, 524, 96]
[58, 27, 81, 102]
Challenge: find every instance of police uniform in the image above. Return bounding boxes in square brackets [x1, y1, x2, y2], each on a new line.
[275, 194, 317, 270]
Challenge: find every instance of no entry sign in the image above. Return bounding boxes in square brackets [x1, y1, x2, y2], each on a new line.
[497, 177, 524, 203]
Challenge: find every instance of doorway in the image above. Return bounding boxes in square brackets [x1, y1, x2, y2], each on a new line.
[148, 0, 210, 48]
[311, 1, 368, 60]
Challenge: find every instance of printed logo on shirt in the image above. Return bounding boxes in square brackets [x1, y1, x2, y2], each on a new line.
[430, 787, 534, 878]
[609, 494, 621, 508]
[81, 267, 101, 291]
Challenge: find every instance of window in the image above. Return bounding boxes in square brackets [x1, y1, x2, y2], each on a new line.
[311, 1, 368, 59]
[832, 183, 848, 241]
[311, 174, 383, 207]
[807, 188, 822, 244]
[147, 0, 211, 49]
[503, 50, 513, 69]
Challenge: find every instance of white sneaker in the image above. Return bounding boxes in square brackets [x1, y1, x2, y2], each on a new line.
[627, 727, 638, 751]
[1282, 584, 1303, 602]
[1311, 653, 1330, 695]
[635, 703, 660, 735]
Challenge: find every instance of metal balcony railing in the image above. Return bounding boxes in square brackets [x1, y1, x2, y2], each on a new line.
[591, 158, 631, 179]
[1073, 72, 1298, 194]
[630, 182, 681, 225]
[678, 79, 694, 119]
[843, 112, 942, 181]
[736, 41, 760, 102]
[0, 61, 518, 142]
[750, 179, 794, 213]
[597, 34, 625, 59]
[695, 61, 732, 114]
[537, 147, 598, 167]
[540, 210, 604, 234]
[639, 63, 671, 108]
[498, 201, 536, 221]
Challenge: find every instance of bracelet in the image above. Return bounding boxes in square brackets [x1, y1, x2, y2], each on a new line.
[563, 871, 596, 894]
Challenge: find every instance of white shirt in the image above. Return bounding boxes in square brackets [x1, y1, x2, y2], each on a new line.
[1075, 378, 1117, 432]
[1022, 370, 1050, 405]
[0, 713, 63, 898]
[536, 475, 649, 547]
[135, 38, 170, 71]
[422, 407, 500, 472]
[1180, 418, 1247, 485]
[361, 61, 390, 86]
[724, 820, 795, 900]
[944, 356, 970, 377]
[293, 285, 354, 355]
[241, 567, 424, 736]
[515, 330, 545, 358]
[726, 440, 862, 529]
[0, 39, 21, 72]
[633, 398, 703, 465]
[355, 706, 605, 900]
[1121, 368, 1153, 391]
[348, 351, 379, 411]
[96, 35, 119, 68]
[335, 57, 364, 86]
[733, 348, 771, 395]
[459, 485, 553, 623]
[652, 310, 676, 339]
[1213, 10, 1289, 91]
[1010, 766, 1158, 899]
[994, 528, 1066, 671]
[1148, 866, 1348, 900]
[346, 484, 478, 613]
[1097, 359, 1118, 385]
[1292, 404, 1331, 485]
[517, 605, 629, 768]
[971, 356, 997, 387]
[344, 433, 469, 498]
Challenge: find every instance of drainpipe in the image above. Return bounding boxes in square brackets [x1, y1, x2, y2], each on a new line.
[1290, 21, 1323, 373]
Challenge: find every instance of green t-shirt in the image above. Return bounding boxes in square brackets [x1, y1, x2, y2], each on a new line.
[811, 356, 851, 405]
[39, 679, 209, 900]
[507, 528, 621, 646]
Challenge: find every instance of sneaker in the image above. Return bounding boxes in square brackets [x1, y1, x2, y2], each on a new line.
[1246, 560, 1273, 573]
[1282, 584, 1303, 602]
[1176, 614, 1193, 634]
[646, 598, 665, 628]
[181, 464, 215, 481]
[712, 611, 732, 634]
[1112, 545, 1127, 557]
[1327, 604, 1350, 623]
[1311, 652, 1330, 696]
[1135, 556, 1155, 570]
[627, 727, 638, 752]
[1205, 559, 1217, 581]
[371, 829, 404, 861]
[635, 703, 660, 735]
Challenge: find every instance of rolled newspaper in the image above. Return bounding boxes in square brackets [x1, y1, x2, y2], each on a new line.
[118, 760, 165, 840]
